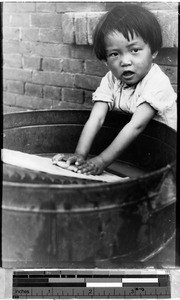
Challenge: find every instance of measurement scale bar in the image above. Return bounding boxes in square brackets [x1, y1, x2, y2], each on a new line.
[86, 283, 123, 287]
[122, 278, 159, 283]
[13, 270, 171, 299]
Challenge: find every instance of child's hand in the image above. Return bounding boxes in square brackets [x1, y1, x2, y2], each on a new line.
[52, 153, 85, 168]
[76, 156, 106, 175]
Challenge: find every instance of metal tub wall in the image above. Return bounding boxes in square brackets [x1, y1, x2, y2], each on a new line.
[2, 110, 176, 268]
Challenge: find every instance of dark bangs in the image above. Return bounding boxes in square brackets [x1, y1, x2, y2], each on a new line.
[93, 4, 162, 60]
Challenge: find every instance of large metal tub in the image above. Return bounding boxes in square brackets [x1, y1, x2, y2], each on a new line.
[2, 110, 176, 268]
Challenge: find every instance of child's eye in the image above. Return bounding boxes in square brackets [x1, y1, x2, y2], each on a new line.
[108, 52, 119, 58]
[131, 49, 140, 53]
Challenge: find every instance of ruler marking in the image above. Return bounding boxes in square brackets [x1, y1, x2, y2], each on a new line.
[49, 278, 85, 283]
[86, 278, 122, 282]
[87, 283, 123, 288]
[122, 278, 158, 283]
[12, 271, 171, 299]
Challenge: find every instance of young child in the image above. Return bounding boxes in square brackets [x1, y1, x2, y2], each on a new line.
[53, 3, 177, 175]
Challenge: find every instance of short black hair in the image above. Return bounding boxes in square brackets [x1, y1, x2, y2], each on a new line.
[93, 4, 162, 60]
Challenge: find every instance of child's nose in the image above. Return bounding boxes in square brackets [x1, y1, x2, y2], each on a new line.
[120, 54, 132, 66]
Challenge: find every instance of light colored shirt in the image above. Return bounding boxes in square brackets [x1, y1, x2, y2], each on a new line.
[92, 64, 177, 130]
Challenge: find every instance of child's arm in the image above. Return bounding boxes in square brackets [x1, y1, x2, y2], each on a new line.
[52, 101, 109, 166]
[75, 101, 109, 159]
[77, 102, 156, 175]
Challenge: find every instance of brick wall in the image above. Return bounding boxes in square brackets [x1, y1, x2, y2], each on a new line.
[3, 2, 178, 113]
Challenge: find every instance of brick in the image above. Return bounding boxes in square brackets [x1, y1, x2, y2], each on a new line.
[33, 43, 71, 58]
[155, 48, 178, 66]
[75, 13, 87, 45]
[70, 44, 95, 60]
[85, 60, 108, 76]
[87, 12, 104, 45]
[3, 104, 29, 113]
[16, 3, 35, 12]
[14, 94, 54, 110]
[3, 41, 34, 55]
[4, 67, 32, 82]
[9, 13, 30, 27]
[74, 74, 101, 91]
[36, 3, 56, 12]
[159, 65, 177, 84]
[53, 101, 72, 109]
[56, 2, 106, 12]
[62, 59, 84, 73]
[32, 71, 74, 87]
[62, 13, 74, 44]
[84, 90, 93, 106]
[174, 28, 178, 49]
[39, 28, 63, 44]
[42, 58, 62, 72]
[51, 100, 62, 109]
[3, 41, 20, 54]
[172, 85, 177, 93]
[62, 88, 84, 104]
[156, 10, 178, 47]
[3, 3, 17, 13]
[20, 28, 39, 42]
[3, 80, 7, 91]
[3, 14, 11, 26]
[4, 54, 22, 68]
[43, 86, 61, 100]
[3, 27, 20, 40]
[105, 2, 178, 12]
[23, 55, 41, 70]
[25, 83, 43, 98]
[30, 13, 62, 28]
[142, 2, 178, 11]
[3, 92, 17, 106]
[3, 41, 35, 55]
[21, 41, 36, 55]
[6, 80, 24, 94]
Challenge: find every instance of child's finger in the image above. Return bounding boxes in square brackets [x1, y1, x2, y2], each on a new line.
[77, 163, 94, 174]
[56, 161, 69, 168]
[66, 156, 78, 166]
[52, 153, 64, 163]
[67, 165, 78, 172]
[75, 157, 85, 166]
[56, 161, 78, 172]
[76, 163, 87, 170]
[85, 170, 96, 175]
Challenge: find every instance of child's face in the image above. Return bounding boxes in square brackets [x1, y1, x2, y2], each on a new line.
[105, 31, 157, 86]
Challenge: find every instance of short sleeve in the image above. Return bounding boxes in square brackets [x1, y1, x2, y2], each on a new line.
[92, 71, 115, 110]
[136, 68, 177, 116]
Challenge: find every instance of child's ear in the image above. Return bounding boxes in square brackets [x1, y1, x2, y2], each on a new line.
[103, 60, 108, 66]
[152, 51, 158, 60]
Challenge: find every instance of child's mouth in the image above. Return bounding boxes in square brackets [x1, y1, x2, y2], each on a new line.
[122, 71, 134, 79]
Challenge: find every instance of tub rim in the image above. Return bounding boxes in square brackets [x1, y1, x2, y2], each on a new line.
[3, 109, 176, 190]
